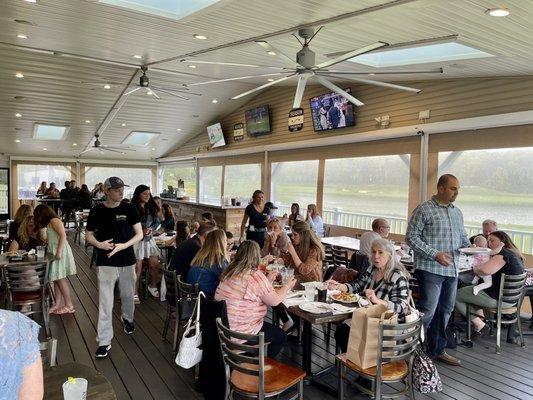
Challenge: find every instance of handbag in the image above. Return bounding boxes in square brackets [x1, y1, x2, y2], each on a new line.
[175, 292, 204, 369]
[412, 341, 443, 393]
[404, 292, 420, 324]
[178, 295, 198, 321]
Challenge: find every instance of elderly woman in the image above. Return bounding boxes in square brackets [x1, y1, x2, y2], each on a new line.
[455, 230, 524, 341]
[328, 238, 411, 352]
[261, 218, 290, 257]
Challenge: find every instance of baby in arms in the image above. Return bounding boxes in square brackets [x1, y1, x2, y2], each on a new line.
[471, 235, 493, 295]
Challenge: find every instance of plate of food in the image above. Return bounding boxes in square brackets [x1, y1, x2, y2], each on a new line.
[298, 302, 333, 314]
[331, 292, 360, 304]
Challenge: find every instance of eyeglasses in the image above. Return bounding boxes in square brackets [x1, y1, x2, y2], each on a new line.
[380, 226, 391, 229]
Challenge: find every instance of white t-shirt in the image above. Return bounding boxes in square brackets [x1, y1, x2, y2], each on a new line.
[359, 231, 381, 258]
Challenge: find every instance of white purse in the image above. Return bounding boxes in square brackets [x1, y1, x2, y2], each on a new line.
[175, 292, 204, 369]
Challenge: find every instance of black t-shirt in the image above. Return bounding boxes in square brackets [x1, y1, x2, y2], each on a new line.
[8, 222, 20, 240]
[168, 235, 202, 278]
[86, 202, 141, 267]
[486, 247, 524, 299]
[245, 204, 267, 230]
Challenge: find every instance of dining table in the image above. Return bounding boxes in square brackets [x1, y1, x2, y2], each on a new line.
[321, 236, 360, 251]
[0, 252, 54, 268]
[44, 362, 117, 399]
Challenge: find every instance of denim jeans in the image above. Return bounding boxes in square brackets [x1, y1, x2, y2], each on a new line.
[415, 270, 458, 357]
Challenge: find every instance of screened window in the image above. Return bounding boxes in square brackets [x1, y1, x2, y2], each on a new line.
[18, 164, 71, 199]
[323, 155, 410, 233]
[271, 160, 319, 216]
[199, 166, 222, 205]
[161, 164, 197, 200]
[85, 166, 152, 199]
[439, 148, 533, 253]
[224, 164, 261, 199]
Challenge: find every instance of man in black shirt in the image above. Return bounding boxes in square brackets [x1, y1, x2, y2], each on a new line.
[168, 221, 216, 278]
[86, 177, 143, 359]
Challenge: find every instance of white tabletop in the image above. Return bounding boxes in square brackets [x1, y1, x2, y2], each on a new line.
[321, 236, 360, 251]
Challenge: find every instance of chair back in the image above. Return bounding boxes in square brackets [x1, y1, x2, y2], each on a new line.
[348, 250, 369, 274]
[3, 261, 49, 294]
[499, 272, 527, 308]
[323, 244, 334, 267]
[216, 318, 266, 399]
[332, 246, 348, 268]
[177, 274, 199, 299]
[163, 269, 179, 305]
[376, 317, 422, 366]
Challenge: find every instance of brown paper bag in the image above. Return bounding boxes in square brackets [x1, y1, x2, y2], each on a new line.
[346, 304, 397, 369]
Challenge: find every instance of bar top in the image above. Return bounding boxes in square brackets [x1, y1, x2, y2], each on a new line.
[161, 198, 247, 210]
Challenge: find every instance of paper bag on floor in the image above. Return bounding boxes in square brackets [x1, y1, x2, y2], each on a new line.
[346, 303, 397, 369]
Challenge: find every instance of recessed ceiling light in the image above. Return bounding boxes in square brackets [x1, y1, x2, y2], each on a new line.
[176, 128, 181, 131]
[212, 99, 218, 103]
[369, 73, 375, 76]
[151, 147, 155, 151]
[121, 123, 127, 127]
[25, 0, 37, 3]
[133, 54, 142, 59]
[15, 139, 21, 143]
[73, 143, 77, 146]
[121, 152, 126, 155]
[42, 148, 47, 151]
[267, 78, 274, 82]
[15, 113, 22, 118]
[15, 72, 24, 78]
[103, 84, 111, 89]
[193, 34, 207, 40]
[146, 90, 153, 96]
[486, 7, 510, 17]
[85, 120, 91, 123]
[267, 51, 276, 56]
[17, 33, 28, 39]
[188, 64, 197, 69]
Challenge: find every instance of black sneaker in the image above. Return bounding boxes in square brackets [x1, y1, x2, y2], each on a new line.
[123, 318, 135, 334]
[95, 344, 111, 358]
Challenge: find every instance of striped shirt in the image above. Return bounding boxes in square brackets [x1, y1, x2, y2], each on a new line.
[214, 270, 274, 336]
[406, 196, 470, 277]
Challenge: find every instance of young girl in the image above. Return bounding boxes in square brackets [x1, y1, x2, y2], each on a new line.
[33, 204, 77, 314]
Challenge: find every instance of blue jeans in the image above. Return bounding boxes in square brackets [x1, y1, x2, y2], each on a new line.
[415, 270, 458, 357]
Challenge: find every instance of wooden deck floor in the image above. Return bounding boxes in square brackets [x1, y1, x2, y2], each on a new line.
[47, 234, 533, 400]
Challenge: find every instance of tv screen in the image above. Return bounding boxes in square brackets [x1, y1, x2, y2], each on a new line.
[309, 88, 356, 132]
[245, 105, 271, 136]
[206, 122, 226, 148]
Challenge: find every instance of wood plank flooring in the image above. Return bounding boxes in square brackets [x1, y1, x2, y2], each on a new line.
[43, 234, 533, 400]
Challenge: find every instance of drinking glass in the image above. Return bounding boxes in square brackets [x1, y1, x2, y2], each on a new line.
[36, 246, 46, 259]
[62, 377, 88, 400]
[305, 286, 315, 302]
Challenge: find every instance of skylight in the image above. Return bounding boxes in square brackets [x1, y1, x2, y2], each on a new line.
[349, 42, 493, 68]
[97, 0, 220, 20]
[122, 131, 160, 146]
[33, 124, 70, 140]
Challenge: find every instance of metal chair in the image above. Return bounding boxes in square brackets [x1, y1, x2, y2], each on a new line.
[466, 272, 527, 353]
[520, 284, 533, 333]
[2, 261, 52, 338]
[332, 246, 349, 268]
[336, 317, 422, 400]
[40, 338, 58, 367]
[216, 318, 305, 400]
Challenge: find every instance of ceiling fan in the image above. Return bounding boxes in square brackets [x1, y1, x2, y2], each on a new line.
[78, 133, 135, 155]
[186, 27, 443, 108]
[123, 66, 201, 100]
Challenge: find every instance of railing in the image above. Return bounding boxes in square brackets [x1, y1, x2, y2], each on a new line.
[275, 204, 533, 255]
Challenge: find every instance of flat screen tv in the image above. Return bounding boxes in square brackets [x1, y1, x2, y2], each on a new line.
[245, 105, 271, 136]
[206, 122, 226, 148]
[309, 88, 356, 132]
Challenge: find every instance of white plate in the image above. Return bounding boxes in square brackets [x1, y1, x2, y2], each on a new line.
[459, 247, 491, 254]
[298, 302, 332, 314]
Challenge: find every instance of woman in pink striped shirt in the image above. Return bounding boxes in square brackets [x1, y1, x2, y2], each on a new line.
[215, 240, 296, 358]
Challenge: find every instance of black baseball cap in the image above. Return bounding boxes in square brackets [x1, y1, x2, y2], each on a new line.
[104, 177, 129, 189]
[264, 201, 278, 209]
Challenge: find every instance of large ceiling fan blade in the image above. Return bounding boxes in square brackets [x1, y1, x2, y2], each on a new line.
[154, 87, 190, 100]
[104, 147, 136, 152]
[146, 87, 161, 100]
[314, 75, 364, 107]
[293, 73, 311, 109]
[314, 42, 388, 70]
[79, 147, 95, 155]
[123, 86, 141, 96]
[323, 68, 443, 75]
[151, 86, 201, 96]
[181, 59, 285, 70]
[231, 74, 297, 100]
[188, 72, 288, 87]
[323, 74, 421, 93]
[102, 148, 123, 154]
[255, 41, 297, 67]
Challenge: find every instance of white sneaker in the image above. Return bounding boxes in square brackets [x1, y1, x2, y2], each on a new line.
[133, 295, 140, 304]
[147, 286, 159, 298]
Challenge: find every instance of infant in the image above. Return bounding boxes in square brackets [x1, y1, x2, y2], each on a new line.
[471, 235, 492, 295]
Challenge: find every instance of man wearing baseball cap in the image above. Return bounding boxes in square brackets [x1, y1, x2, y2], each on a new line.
[86, 177, 143, 358]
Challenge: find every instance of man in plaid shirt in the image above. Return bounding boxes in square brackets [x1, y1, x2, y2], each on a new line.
[406, 174, 470, 366]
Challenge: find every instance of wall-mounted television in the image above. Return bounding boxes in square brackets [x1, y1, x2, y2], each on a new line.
[309, 88, 356, 132]
[206, 122, 226, 148]
[245, 105, 271, 136]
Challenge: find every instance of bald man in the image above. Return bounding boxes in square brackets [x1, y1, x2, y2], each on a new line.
[359, 218, 391, 258]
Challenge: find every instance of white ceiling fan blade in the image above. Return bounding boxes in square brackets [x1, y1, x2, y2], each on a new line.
[146, 87, 161, 100]
[123, 86, 141, 96]
[314, 75, 364, 107]
[188, 72, 288, 87]
[181, 59, 285, 70]
[78, 147, 95, 155]
[323, 74, 421, 93]
[231, 74, 297, 100]
[323, 68, 443, 75]
[151, 86, 201, 96]
[255, 41, 297, 67]
[314, 42, 388, 70]
[154, 87, 190, 100]
[102, 148, 123, 154]
[293, 73, 311, 109]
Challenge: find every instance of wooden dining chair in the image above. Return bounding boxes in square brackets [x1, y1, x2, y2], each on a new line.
[337, 317, 422, 400]
[332, 246, 349, 268]
[216, 318, 305, 400]
[466, 272, 527, 353]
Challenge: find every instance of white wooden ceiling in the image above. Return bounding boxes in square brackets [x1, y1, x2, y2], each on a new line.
[1, 0, 532, 161]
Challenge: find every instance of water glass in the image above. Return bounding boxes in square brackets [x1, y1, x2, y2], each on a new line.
[36, 246, 46, 259]
[305, 286, 315, 302]
[62, 377, 88, 400]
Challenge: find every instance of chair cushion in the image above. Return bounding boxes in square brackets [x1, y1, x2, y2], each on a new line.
[336, 354, 408, 381]
[12, 291, 42, 302]
[230, 357, 305, 395]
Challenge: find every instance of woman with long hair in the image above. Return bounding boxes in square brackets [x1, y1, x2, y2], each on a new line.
[455, 230, 525, 341]
[288, 203, 303, 227]
[9, 204, 33, 240]
[305, 203, 324, 238]
[215, 240, 296, 358]
[281, 221, 325, 283]
[131, 185, 161, 302]
[36, 181, 47, 196]
[240, 190, 267, 248]
[187, 229, 229, 298]
[160, 203, 175, 231]
[33, 204, 77, 314]
[8, 216, 44, 252]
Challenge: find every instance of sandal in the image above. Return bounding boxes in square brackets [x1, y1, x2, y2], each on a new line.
[48, 305, 61, 314]
[55, 306, 76, 315]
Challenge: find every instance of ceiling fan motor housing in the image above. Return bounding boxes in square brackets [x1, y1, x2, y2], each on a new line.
[297, 46, 315, 69]
[140, 74, 149, 87]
